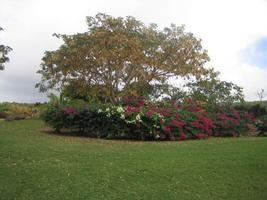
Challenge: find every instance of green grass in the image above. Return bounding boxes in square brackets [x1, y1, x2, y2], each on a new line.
[0, 119, 267, 200]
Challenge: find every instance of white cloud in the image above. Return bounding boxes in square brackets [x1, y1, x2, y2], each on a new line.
[0, 0, 267, 102]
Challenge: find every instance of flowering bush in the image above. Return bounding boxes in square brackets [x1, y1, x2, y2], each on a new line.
[42, 97, 256, 141]
[213, 109, 255, 137]
[255, 115, 267, 136]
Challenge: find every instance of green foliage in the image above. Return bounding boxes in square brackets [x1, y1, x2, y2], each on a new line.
[235, 102, 267, 117]
[0, 112, 7, 119]
[188, 78, 244, 111]
[6, 104, 36, 118]
[41, 105, 64, 131]
[0, 27, 12, 70]
[0, 102, 44, 120]
[149, 84, 187, 102]
[0, 102, 8, 112]
[256, 115, 267, 136]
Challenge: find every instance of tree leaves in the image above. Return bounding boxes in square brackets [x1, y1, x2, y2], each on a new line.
[0, 27, 12, 71]
[36, 13, 215, 103]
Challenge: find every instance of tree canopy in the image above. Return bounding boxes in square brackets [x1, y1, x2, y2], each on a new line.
[0, 27, 12, 70]
[36, 13, 217, 103]
[188, 78, 244, 108]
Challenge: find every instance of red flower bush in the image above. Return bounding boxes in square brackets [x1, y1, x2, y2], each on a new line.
[122, 96, 145, 107]
[163, 126, 171, 134]
[124, 106, 140, 115]
[180, 133, 187, 140]
[171, 119, 185, 129]
[213, 109, 255, 137]
[42, 97, 256, 141]
[64, 107, 76, 114]
[195, 133, 206, 139]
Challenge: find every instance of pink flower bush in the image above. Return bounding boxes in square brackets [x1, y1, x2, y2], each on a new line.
[43, 96, 256, 141]
[195, 133, 206, 139]
[179, 133, 186, 140]
[64, 107, 76, 114]
[213, 109, 255, 137]
[163, 126, 171, 134]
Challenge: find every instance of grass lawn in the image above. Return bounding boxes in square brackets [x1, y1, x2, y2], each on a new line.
[0, 119, 267, 200]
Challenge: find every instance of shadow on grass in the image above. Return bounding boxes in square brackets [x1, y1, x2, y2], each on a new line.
[40, 128, 159, 142]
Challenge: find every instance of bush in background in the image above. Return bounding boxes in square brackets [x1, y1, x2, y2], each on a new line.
[256, 115, 267, 136]
[235, 102, 267, 117]
[0, 102, 45, 121]
[0, 112, 7, 119]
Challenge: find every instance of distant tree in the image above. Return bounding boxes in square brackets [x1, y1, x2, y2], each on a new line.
[257, 89, 266, 102]
[188, 73, 244, 108]
[0, 27, 12, 70]
[36, 13, 216, 103]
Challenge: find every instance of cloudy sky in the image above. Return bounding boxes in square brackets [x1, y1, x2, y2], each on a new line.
[0, 0, 267, 102]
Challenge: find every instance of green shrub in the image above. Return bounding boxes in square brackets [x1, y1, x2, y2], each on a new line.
[0, 103, 8, 112]
[256, 115, 267, 136]
[0, 111, 7, 119]
[235, 102, 267, 117]
[5, 104, 37, 119]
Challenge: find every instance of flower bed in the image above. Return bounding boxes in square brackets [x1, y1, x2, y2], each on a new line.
[42, 98, 255, 141]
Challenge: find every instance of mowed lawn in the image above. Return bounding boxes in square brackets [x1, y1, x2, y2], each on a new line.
[0, 119, 267, 200]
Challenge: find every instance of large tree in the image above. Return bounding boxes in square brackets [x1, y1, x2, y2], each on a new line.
[0, 27, 12, 70]
[36, 13, 216, 103]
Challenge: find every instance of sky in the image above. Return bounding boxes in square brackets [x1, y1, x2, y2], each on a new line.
[0, 0, 267, 102]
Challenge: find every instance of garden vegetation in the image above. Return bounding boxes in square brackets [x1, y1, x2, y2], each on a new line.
[34, 13, 266, 140]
